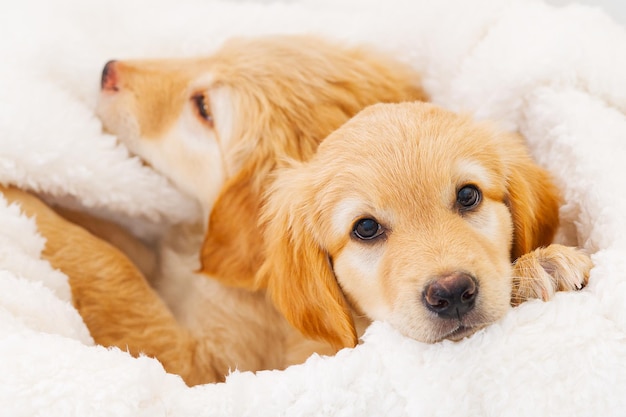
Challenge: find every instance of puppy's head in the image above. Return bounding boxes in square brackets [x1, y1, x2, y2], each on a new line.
[256, 102, 560, 349]
[96, 35, 427, 287]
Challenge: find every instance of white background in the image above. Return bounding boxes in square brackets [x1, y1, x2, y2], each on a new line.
[546, 0, 626, 25]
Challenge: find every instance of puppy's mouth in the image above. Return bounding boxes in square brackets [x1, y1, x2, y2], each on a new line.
[433, 313, 493, 342]
[443, 323, 485, 341]
[100, 126, 153, 169]
[132, 153, 153, 168]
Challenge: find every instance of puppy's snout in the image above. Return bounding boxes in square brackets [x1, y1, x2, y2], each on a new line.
[423, 272, 478, 319]
[101, 60, 119, 91]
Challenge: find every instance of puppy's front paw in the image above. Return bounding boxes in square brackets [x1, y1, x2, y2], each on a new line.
[510, 244, 592, 306]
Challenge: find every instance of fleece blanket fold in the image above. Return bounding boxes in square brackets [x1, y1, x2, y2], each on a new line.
[1, 0, 626, 416]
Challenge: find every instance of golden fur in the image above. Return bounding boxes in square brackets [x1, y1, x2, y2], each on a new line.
[3, 190, 292, 386]
[256, 102, 592, 349]
[62, 35, 425, 384]
[0, 186, 212, 384]
[5, 36, 589, 387]
[96, 35, 427, 290]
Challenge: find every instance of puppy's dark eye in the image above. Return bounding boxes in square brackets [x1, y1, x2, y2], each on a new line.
[192, 93, 214, 127]
[457, 185, 481, 210]
[353, 218, 383, 240]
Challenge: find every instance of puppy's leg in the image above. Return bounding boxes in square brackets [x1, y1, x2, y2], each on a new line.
[1, 186, 219, 385]
[511, 244, 592, 306]
[53, 206, 158, 281]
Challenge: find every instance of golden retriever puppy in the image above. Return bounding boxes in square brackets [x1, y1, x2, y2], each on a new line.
[57, 35, 423, 384]
[256, 102, 592, 349]
[97, 35, 426, 290]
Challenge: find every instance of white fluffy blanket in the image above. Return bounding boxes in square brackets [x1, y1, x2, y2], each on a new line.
[2, 0, 626, 415]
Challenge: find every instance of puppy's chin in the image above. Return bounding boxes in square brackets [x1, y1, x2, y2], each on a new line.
[101, 124, 152, 169]
[126, 150, 153, 169]
[391, 307, 504, 344]
[99, 122, 151, 169]
[415, 323, 485, 344]
[440, 323, 487, 342]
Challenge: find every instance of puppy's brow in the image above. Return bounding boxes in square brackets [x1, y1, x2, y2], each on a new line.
[455, 159, 493, 189]
[331, 198, 365, 235]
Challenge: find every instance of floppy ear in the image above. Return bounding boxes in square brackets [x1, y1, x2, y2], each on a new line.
[255, 169, 358, 350]
[199, 163, 263, 289]
[506, 149, 561, 261]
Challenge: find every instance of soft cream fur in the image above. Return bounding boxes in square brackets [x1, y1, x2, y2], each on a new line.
[92, 35, 428, 384]
[256, 102, 592, 349]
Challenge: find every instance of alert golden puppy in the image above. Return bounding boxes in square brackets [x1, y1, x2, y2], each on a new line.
[256, 102, 592, 349]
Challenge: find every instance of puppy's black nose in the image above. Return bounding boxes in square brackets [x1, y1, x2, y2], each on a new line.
[101, 60, 118, 91]
[423, 272, 478, 319]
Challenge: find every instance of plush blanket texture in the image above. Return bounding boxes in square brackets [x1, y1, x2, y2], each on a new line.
[1, 0, 626, 416]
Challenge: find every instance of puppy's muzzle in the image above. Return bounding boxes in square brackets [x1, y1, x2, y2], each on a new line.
[423, 272, 478, 320]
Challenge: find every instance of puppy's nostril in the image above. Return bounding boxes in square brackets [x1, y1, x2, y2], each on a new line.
[101, 60, 119, 91]
[422, 272, 478, 320]
[461, 287, 476, 302]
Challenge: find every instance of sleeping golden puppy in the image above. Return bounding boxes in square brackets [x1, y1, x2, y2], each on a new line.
[17, 35, 422, 385]
[97, 35, 426, 290]
[256, 102, 592, 349]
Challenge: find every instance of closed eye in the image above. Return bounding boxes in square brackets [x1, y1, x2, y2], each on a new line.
[191, 93, 214, 127]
